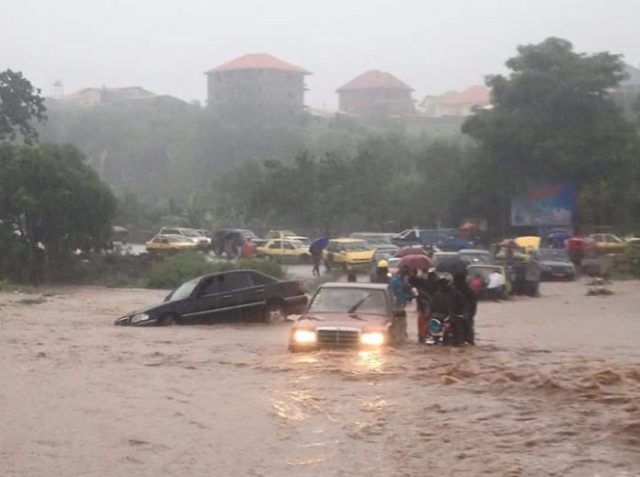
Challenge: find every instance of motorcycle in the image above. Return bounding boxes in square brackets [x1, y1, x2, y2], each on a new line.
[425, 313, 465, 345]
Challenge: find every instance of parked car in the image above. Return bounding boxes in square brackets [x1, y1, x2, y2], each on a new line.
[323, 238, 375, 271]
[159, 227, 211, 249]
[536, 248, 576, 280]
[392, 228, 468, 250]
[115, 270, 307, 326]
[288, 282, 406, 351]
[432, 251, 459, 266]
[213, 229, 260, 256]
[459, 249, 494, 265]
[587, 233, 628, 255]
[145, 234, 198, 253]
[256, 239, 311, 263]
[350, 232, 399, 259]
[284, 236, 311, 248]
[265, 230, 297, 240]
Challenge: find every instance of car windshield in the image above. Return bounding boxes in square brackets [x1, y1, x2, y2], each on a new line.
[537, 249, 569, 261]
[181, 229, 201, 237]
[460, 252, 492, 264]
[168, 277, 200, 302]
[308, 288, 387, 315]
[339, 241, 370, 251]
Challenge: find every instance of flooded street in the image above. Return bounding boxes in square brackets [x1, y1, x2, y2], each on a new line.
[1, 280, 639, 477]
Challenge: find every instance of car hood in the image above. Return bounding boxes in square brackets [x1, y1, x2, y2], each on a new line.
[294, 313, 389, 329]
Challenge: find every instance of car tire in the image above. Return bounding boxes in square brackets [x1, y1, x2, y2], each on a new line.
[263, 301, 286, 324]
[158, 313, 177, 326]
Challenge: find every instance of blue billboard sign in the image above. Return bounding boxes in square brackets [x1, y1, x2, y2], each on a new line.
[510, 184, 575, 227]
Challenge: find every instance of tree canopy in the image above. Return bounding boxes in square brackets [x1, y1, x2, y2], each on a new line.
[0, 143, 116, 282]
[462, 37, 639, 230]
[0, 69, 46, 144]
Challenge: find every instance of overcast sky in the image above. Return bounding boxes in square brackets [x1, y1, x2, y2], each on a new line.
[2, 0, 640, 109]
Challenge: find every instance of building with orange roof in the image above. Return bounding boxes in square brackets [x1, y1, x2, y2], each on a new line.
[206, 53, 310, 117]
[420, 85, 491, 117]
[336, 70, 415, 116]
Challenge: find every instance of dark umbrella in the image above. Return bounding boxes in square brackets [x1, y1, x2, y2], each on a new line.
[395, 246, 427, 258]
[436, 256, 468, 276]
[309, 237, 329, 254]
[398, 254, 433, 271]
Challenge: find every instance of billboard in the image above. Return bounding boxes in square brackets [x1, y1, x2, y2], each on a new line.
[510, 184, 575, 227]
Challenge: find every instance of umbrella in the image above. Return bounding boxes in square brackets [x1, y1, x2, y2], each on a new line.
[499, 238, 517, 248]
[435, 256, 468, 276]
[395, 246, 427, 258]
[309, 237, 329, 254]
[398, 254, 433, 271]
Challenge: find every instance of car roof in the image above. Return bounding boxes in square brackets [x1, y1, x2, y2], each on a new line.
[459, 249, 490, 254]
[317, 282, 389, 291]
[331, 238, 366, 243]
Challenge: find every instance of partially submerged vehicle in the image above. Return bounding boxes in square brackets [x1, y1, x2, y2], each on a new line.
[115, 270, 307, 326]
[159, 227, 211, 249]
[288, 282, 406, 352]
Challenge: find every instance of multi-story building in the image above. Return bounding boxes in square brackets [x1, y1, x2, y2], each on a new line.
[206, 53, 310, 117]
[420, 85, 491, 117]
[336, 70, 415, 116]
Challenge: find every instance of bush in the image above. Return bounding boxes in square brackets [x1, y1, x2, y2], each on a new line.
[613, 246, 640, 278]
[145, 253, 285, 289]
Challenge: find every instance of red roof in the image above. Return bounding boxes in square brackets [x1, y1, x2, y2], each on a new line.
[208, 53, 310, 75]
[435, 85, 490, 106]
[337, 70, 413, 92]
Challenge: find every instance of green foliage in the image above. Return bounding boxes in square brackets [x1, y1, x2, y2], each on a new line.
[0, 143, 117, 282]
[462, 37, 639, 231]
[613, 246, 640, 278]
[0, 69, 46, 144]
[145, 253, 284, 289]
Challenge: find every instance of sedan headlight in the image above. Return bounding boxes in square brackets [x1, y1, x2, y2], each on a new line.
[130, 313, 149, 324]
[293, 329, 317, 344]
[360, 331, 385, 346]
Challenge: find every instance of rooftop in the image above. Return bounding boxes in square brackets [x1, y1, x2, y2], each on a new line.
[207, 53, 310, 75]
[337, 70, 413, 92]
[429, 85, 491, 106]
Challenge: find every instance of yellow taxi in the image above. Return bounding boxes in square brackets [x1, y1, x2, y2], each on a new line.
[145, 234, 198, 253]
[587, 233, 628, 254]
[514, 236, 541, 254]
[323, 238, 375, 271]
[256, 239, 310, 263]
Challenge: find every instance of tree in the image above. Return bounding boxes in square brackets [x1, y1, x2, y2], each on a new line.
[0, 70, 46, 144]
[0, 143, 116, 282]
[462, 37, 637, 230]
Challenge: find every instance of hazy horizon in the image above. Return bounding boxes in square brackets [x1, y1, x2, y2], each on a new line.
[3, 0, 640, 110]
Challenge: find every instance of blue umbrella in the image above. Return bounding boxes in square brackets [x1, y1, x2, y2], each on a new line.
[547, 231, 571, 241]
[309, 237, 329, 254]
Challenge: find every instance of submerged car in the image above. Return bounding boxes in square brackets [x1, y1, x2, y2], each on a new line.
[115, 270, 307, 326]
[288, 283, 406, 352]
[536, 248, 576, 280]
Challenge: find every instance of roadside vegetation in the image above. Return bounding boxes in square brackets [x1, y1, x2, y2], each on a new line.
[145, 253, 284, 289]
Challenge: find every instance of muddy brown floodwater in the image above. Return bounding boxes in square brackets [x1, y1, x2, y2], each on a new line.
[1, 280, 639, 477]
